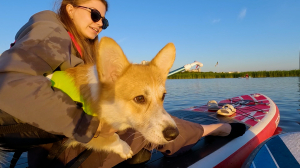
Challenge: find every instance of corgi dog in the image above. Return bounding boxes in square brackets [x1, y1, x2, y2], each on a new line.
[57, 37, 179, 159]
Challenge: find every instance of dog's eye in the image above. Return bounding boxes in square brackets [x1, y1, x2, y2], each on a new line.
[162, 93, 166, 101]
[134, 95, 145, 104]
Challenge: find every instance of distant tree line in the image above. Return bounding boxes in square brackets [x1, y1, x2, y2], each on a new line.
[167, 70, 300, 79]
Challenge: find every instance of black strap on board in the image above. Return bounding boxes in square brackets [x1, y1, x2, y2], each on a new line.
[9, 151, 24, 168]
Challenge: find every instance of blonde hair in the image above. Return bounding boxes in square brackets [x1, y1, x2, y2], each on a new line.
[57, 0, 108, 64]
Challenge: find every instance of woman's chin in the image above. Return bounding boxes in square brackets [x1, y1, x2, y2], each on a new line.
[84, 32, 98, 40]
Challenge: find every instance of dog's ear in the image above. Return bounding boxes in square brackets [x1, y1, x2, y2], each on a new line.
[97, 37, 130, 84]
[150, 43, 176, 78]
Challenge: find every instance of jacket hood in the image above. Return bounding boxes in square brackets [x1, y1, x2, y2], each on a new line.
[15, 10, 62, 40]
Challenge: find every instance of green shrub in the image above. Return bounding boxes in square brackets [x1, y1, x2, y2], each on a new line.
[168, 70, 300, 79]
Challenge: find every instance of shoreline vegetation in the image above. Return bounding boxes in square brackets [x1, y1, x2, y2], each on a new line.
[168, 70, 300, 79]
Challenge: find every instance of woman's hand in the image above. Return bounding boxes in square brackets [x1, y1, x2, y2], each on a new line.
[94, 121, 118, 138]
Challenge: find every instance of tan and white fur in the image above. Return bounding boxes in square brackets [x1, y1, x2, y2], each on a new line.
[64, 37, 178, 159]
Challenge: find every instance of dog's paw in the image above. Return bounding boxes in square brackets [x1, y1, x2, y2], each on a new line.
[112, 140, 133, 159]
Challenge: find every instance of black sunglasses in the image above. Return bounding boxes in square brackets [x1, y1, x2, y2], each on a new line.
[76, 5, 109, 30]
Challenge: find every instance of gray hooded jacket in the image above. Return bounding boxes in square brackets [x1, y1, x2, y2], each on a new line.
[0, 10, 99, 143]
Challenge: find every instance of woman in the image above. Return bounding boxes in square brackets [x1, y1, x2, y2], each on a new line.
[0, 0, 245, 167]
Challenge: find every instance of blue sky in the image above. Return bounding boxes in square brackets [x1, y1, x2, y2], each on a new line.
[0, 0, 299, 72]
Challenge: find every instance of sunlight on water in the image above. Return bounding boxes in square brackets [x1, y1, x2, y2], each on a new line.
[164, 77, 300, 133]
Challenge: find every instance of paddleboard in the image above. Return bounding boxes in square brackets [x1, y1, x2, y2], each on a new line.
[242, 132, 300, 168]
[115, 93, 280, 168]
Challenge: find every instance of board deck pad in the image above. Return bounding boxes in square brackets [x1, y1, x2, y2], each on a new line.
[187, 93, 271, 126]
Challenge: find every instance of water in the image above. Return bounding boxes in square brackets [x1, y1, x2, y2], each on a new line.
[164, 77, 300, 133]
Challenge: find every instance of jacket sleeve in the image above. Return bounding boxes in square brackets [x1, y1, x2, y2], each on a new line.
[0, 14, 99, 143]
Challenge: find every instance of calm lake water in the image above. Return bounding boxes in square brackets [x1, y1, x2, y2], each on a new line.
[164, 77, 300, 133]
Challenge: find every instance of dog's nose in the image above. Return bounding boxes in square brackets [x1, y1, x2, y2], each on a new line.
[162, 127, 179, 141]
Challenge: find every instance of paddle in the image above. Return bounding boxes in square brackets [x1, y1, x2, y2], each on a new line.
[168, 61, 203, 77]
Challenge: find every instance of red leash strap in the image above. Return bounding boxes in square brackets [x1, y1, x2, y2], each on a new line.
[68, 32, 82, 57]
